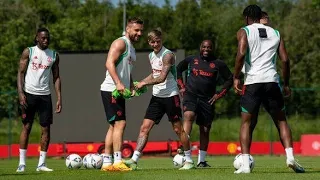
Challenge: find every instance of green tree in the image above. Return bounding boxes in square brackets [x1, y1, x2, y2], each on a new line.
[282, 0, 320, 117]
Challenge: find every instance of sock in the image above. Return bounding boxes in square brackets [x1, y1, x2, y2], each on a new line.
[19, 149, 27, 165]
[103, 154, 113, 166]
[113, 151, 122, 164]
[38, 151, 47, 167]
[131, 150, 141, 163]
[285, 147, 294, 160]
[198, 150, 207, 164]
[242, 154, 250, 169]
[184, 150, 193, 163]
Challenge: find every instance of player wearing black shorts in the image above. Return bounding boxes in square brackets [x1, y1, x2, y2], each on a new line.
[125, 28, 194, 170]
[100, 17, 144, 171]
[233, 5, 304, 174]
[16, 28, 62, 172]
[177, 40, 233, 167]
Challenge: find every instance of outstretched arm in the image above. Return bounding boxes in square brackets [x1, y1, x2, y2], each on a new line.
[140, 73, 153, 84]
[140, 53, 175, 86]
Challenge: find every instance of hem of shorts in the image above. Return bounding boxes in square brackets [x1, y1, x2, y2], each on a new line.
[152, 92, 179, 98]
[101, 90, 113, 92]
[24, 89, 51, 95]
[244, 80, 279, 85]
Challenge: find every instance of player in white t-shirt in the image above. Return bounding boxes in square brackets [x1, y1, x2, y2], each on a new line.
[124, 28, 194, 170]
[100, 17, 143, 171]
[16, 28, 62, 172]
[233, 5, 305, 174]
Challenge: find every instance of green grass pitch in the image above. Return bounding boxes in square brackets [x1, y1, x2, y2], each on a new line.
[0, 156, 319, 180]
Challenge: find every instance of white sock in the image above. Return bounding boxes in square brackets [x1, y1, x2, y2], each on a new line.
[131, 150, 141, 162]
[285, 147, 294, 160]
[242, 154, 250, 169]
[184, 150, 193, 163]
[103, 154, 113, 165]
[19, 149, 27, 165]
[38, 151, 47, 166]
[113, 151, 122, 164]
[198, 150, 207, 164]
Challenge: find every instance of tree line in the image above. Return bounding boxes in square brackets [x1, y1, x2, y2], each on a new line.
[0, 0, 319, 119]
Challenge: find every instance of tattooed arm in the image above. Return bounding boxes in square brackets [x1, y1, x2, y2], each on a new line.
[17, 48, 30, 109]
[52, 54, 62, 113]
[141, 73, 153, 83]
[135, 53, 174, 89]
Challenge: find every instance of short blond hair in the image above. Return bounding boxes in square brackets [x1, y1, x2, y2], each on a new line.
[148, 28, 162, 41]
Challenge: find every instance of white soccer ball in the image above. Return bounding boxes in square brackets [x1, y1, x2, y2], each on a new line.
[173, 154, 185, 168]
[83, 154, 103, 169]
[233, 153, 255, 171]
[83, 153, 93, 169]
[66, 154, 83, 169]
[95, 153, 104, 159]
[91, 154, 103, 169]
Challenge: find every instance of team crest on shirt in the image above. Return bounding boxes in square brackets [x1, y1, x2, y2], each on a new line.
[33, 56, 38, 60]
[194, 59, 199, 65]
[111, 97, 116, 104]
[192, 68, 199, 76]
[183, 106, 187, 111]
[158, 61, 163, 66]
[47, 56, 52, 63]
[117, 110, 122, 117]
[128, 57, 133, 65]
[210, 63, 215, 68]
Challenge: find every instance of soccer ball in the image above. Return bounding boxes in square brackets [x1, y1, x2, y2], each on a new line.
[83, 153, 93, 169]
[83, 154, 103, 169]
[95, 153, 104, 159]
[233, 153, 255, 171]
[91, 154, 103, 169]
[66, 154, 83, 169]
[173, 154, 185, 168]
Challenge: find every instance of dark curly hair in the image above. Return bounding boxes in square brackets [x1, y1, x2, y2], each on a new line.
[243, 5, 262, 22]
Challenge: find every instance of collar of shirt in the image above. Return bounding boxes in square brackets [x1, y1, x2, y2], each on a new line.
[199, 54, 215, 62]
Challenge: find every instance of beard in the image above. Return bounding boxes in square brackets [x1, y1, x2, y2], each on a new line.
[128, 34, 139, 43]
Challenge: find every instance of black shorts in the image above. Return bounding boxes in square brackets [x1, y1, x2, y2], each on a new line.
[21, 92, 53, 127]
[240, 82, 285, 115]
[101, 91, 126, 124]
[182, 92, 214, 126]
[144, 95, 182, 124]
